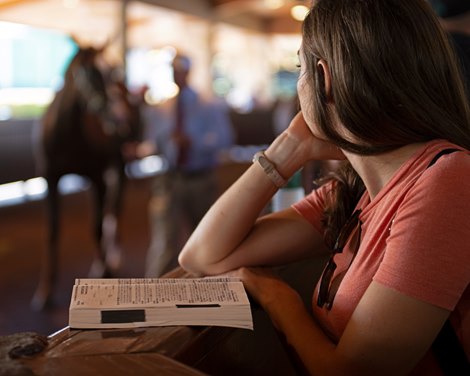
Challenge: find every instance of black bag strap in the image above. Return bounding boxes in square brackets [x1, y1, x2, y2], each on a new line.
[426, 148, 461, 168]
[427, 148, 470, 375]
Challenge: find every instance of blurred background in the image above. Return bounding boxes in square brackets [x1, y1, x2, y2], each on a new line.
[0, 0, 309, 336]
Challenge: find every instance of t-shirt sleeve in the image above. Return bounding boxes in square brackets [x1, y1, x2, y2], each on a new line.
[374, 153, 470, 310]
[292, 181, 334, 235]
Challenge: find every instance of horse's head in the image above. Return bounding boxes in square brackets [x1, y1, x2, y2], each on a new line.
[64, 46, 108, 113]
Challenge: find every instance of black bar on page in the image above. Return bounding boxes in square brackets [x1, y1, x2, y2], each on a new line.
[101, 309, 146, 323]
[176, 304, 221, 308]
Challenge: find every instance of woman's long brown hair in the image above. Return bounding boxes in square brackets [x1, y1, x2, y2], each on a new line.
[301, 0, 470, 246]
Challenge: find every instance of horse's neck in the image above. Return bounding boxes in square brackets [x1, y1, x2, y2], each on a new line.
[42, 87, 84, 138]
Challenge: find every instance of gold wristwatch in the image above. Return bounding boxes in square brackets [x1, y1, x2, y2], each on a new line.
[252, 150, 287, 188]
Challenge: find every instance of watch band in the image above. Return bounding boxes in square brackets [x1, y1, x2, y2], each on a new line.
[252, 150, 287, 188]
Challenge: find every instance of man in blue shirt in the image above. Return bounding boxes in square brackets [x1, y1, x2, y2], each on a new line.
[142, 54, 235, 277]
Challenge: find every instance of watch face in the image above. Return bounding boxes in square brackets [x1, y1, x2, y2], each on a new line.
[253, 151, 285, 187]
[258, 155, 269, 168]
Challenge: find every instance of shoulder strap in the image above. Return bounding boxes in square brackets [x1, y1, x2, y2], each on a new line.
[427, 148, 470, 375]
[426, 148, 461, 168]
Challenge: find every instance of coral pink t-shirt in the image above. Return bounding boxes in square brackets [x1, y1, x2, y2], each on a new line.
[293, 140, 470, 374]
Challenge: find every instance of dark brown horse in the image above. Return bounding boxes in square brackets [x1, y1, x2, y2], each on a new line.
[32, 45, 141, 310]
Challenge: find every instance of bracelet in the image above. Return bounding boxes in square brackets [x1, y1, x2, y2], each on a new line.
[252, 150, 287, 188]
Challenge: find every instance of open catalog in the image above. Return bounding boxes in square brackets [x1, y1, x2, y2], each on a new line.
[68, 277, 253, 330]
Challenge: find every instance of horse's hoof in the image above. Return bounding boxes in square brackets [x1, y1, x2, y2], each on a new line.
[88, 259, 108, 278]
[106, 244, 122, 273]
[30, 289, 53, 312]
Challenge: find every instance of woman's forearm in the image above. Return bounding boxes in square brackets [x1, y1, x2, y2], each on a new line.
[178, 161, 291, 275]
[178, 131, 307, 275]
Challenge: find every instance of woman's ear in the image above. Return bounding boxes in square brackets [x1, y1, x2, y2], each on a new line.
[317, 59, 332, 100]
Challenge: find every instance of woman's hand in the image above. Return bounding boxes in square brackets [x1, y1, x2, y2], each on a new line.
[289, 112, 345, 161]
[224, 266, 304, 329]
[266, 112, 345, 178]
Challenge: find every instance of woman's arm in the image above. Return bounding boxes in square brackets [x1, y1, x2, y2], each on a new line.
[235, 267, 449, 376]
[178, 112, 344, 276]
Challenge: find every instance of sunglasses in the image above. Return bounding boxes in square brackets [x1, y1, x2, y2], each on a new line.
[317, 209, 362, 310]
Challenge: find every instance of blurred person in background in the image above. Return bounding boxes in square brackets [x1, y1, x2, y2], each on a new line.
[138, 53, 234, 277]
[430, 0, 470, 98]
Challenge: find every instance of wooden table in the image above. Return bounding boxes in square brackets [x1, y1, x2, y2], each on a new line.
[13, 260, 325, 375]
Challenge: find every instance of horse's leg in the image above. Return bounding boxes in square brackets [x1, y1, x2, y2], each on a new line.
[88, 176, 111, 278]
[102, 164, 125, 272]
[31, 175, 60, 311]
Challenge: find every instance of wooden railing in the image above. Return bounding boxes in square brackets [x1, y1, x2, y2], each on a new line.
[10, 259, 325, 375]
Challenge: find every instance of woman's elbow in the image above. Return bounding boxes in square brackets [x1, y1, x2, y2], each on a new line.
[178, 245, 227, 277]
[178, 247, 201, 275]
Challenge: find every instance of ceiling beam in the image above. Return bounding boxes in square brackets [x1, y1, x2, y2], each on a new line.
[135, 0, 273, 33]
[137, 0, 213, 19]
[0, 0, 37, 11]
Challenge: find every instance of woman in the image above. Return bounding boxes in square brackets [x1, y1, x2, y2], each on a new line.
[179, 0, 470, 374]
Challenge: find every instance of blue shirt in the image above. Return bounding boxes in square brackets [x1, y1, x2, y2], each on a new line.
[143, 87, 234, 172]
